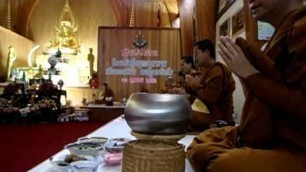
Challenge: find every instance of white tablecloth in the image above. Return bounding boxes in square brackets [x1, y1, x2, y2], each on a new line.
[28, 116, 195, 172]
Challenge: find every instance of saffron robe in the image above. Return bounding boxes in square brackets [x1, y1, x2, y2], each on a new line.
[190, 62, 235, 131]
[186, 7, 306, 172]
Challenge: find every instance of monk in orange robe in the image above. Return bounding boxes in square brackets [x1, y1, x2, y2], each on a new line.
[186, 0, 306, 171]
[186, 39, 235, 131]
[172, 56, 197, 103]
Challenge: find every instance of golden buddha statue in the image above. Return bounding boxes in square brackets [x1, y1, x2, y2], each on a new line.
[56, 20, 78, 50]
[44, 0, 79, 55]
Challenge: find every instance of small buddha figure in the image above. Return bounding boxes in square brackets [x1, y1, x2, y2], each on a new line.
[87, 48, 95, 76]
[7, 46, 17, 81]
[46, 40, 53, 50]
[33, 65, 44, 79]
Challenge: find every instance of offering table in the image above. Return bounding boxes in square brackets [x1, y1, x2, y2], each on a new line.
[28, 116, 195, 172]
[80, 104, 125, 122]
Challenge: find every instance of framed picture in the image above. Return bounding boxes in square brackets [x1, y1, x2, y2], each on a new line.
[218, 0, 236, 18]
[231, 8, 245, 37]
[219, 18, 230, 36]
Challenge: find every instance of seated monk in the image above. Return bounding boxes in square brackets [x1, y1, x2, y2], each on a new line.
[186, 0, 306, 171]
[98, 83, 115, 103]
[161, 76, 175, 94]
[177, 56, 197, 103]
[186, 39, 235, 131]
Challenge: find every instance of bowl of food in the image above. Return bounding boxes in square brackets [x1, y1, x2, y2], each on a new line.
[104, 138, 131, 153]
[124, 93, 192, 134]
[77, 137, 108, 143]
[65, 140, 105, 156]
[103, 152, 123, 166]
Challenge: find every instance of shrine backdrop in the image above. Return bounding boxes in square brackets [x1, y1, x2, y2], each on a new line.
[98, 27, 181, 100]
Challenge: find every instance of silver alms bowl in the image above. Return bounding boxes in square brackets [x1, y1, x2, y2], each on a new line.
[124, 93, 192, 134]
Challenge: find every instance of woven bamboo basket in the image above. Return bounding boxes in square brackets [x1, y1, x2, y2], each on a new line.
[122, 140, 185, 172]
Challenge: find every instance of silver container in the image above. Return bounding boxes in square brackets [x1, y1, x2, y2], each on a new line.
[124, 93, 192, 134]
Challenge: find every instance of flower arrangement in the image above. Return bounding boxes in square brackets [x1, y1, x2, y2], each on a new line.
[0, 98, 20, 123]
[19, 105, 40, 117]
[38, 81, 58, 97]
[0, 98, 8, 107]
[0, 81, 62, 123]
[2, 83, 19, 96]
[37, 98, 57, 109]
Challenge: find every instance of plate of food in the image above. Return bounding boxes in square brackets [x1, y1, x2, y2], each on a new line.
[50, 153, 95, 163]
[50, 153, 98, 172]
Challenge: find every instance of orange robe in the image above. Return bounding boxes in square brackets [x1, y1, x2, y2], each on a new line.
[186, 7, 306, 172]
[190, 62, 235, 131]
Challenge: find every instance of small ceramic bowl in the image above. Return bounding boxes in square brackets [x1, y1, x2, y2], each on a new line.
[49, 160, 71, 172]
[103, 152, 123, 166]
[104, 138, 131, 153]
[71, 160, 99, 172]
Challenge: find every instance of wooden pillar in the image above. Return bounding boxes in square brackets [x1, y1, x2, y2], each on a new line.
[195, 0, 217, 44]
[178, 0, 195, 56]
[110, 0, 130, 27]
[16, 0, 38, 37]
[5, 0, 12, 30]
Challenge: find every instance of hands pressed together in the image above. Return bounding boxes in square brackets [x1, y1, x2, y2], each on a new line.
[185, 74, 202, 90]
[218, 36, 259, 79]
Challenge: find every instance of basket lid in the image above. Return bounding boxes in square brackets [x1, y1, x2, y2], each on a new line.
[125, 139, 184, 152]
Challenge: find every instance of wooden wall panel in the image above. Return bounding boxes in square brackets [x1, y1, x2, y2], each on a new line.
[195, 0, 217, 43]
[17, 0, 38, 36]
[0, 26, 34, 81]
[164, 0, 179, 28]
[134, 1, 172, 28]
[98, 27, 181, 100]
[63, 87, 94, 106]
[0, 1, 5, 27]
[178, 0, 195, 56]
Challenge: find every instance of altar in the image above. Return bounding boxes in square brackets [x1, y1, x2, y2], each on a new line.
[80, 104, 126, 122]
[35, 54, 90, 87]
[34, 0, 91, 87]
